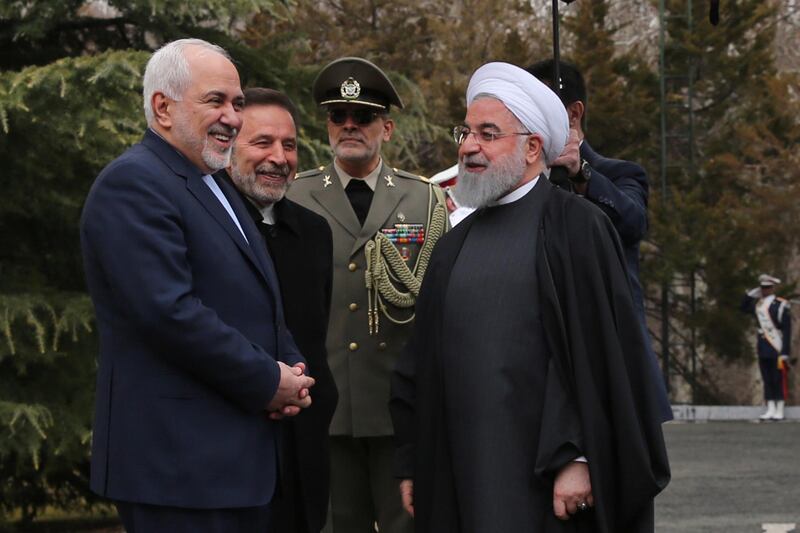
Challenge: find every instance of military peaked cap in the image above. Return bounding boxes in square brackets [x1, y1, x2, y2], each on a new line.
[759, 274, 781, 287]
[313, 57, 404, 110]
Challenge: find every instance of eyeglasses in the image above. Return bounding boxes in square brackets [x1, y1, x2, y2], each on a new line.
[452, 125, 531, 146]
[328, 108, 384, 126]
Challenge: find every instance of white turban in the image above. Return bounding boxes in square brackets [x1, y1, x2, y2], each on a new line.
[466, 62, 569, 166]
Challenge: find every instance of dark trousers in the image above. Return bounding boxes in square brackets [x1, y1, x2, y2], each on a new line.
[325, 436, 412, 533]
[759, 357, 784, 401]
[115, 500, 272, 533]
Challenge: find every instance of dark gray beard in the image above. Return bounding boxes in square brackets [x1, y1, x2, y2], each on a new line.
[229, 162, 289, 206]
[454, 147, 527, 209]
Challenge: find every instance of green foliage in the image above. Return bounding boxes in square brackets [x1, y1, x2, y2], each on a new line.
[1, 0, 798, 522]
[248, 0, 551, 173]
[640, 0, 800, 398]
[0, 295, 96, 522]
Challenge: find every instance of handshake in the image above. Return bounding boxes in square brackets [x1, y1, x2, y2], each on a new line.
[266, 361, 316, 420]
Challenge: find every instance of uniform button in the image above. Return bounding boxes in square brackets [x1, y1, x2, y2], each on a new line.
[378, 342, 387, 350]
[348, 262, 358, 272]
[349, 342, 359, 351]
[349, 303, 359, 312]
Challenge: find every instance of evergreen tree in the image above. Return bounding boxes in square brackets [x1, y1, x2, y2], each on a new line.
[249, 0, 552, 174]
[644, 0, 800, 402]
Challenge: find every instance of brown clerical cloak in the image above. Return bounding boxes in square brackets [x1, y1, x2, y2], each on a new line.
[390, 181, 670, 533]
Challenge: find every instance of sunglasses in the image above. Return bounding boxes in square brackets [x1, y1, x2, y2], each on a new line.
[328, 108, 384, 126]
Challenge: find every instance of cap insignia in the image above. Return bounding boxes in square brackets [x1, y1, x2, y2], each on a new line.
[340, 77, 361, 100]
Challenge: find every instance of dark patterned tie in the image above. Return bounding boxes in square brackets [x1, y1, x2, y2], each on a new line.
[345, 178, 373, 226]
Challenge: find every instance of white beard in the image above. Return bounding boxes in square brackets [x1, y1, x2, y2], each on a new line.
[454, 144, 527, 209]
[172, 110, 235, 172]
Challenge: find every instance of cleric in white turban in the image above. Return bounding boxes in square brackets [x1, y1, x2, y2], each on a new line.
[466, 61, 569, 166]
[390, 60, 670, 533]
[452, 62, 570, 209]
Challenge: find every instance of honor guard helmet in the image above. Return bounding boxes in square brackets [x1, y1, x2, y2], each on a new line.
[759, 274, 781, 287]
[313, 57, 404, 110]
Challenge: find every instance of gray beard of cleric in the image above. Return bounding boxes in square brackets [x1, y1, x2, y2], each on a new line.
[454, 141, 527, 209]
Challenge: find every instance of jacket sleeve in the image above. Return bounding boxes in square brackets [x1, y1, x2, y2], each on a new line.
[583, 159, 648, 246]
[740, 290, 759, 314]
[280, 327, 306, 367]
[81, 161, 280, 413]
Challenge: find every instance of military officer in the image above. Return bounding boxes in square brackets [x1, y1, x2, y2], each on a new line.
[287, 57, 448, 533]
[741, 274, 792, 421]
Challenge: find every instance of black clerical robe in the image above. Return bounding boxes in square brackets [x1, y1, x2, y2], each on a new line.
[390, 180, 670, 533]
[440, 179, 586, 532]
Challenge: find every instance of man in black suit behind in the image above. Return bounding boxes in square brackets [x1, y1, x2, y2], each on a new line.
[222, 87, 337, 533]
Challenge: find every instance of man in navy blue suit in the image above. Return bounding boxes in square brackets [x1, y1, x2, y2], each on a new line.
[80, 38, 315, 532]
[528, 59, 672, 422]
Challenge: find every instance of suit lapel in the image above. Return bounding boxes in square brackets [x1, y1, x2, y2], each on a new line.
[214, 171, 285, 314]
[310, 165, 361, 239]
[352, 164, 406, 256]
[142, 131, 284, 315]
[185, 174, 270, 277]
[273, 198, 301, 237]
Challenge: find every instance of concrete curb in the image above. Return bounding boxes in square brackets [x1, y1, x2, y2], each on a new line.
[670, 405, 800, 421]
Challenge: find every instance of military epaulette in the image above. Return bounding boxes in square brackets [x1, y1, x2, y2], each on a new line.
[777, 297, 790, 306]
[294, 166, 326, 180]
[392, 168, 430, 183]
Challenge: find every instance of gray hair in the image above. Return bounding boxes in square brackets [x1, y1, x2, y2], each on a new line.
[142, 38, 231, 125]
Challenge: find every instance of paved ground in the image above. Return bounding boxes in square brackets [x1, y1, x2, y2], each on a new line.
[656, 421, 800, 532]
[7, 421, 799, 532]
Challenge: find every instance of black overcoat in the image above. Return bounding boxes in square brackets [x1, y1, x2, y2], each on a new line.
[223, 171, 338, 533]
[390, 181, 670, 533]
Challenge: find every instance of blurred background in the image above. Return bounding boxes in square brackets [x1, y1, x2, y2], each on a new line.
[1, 0, 799, 527]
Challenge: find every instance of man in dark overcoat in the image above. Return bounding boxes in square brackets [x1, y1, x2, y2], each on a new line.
[224, 87, 338, 532]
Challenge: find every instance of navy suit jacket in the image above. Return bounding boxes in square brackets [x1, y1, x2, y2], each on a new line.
[580, 141, 648, 317]
[80, 129, 303, 508]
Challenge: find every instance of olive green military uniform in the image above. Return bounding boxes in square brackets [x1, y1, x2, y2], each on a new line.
[288, 162, 447, 533]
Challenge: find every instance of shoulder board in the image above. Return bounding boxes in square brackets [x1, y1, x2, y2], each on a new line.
[777, 297, 790, 306]
[392, 167, 430, 183]
[294, 166, 325, 180]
